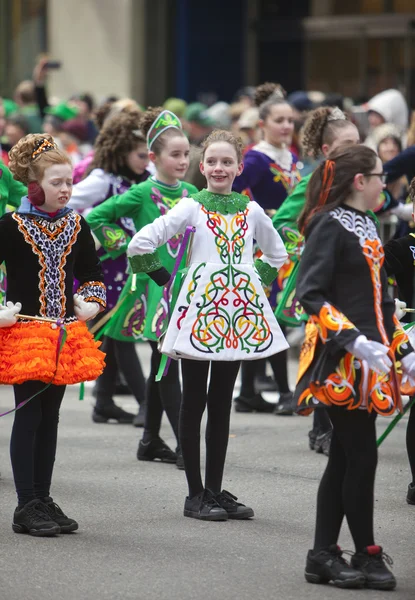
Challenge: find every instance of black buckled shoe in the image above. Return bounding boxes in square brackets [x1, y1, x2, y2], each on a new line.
[351, 545, 396, 590]
[234, 394, 275, 413]
[406, 483, 415, 505]
[92, 404, 135, 424]
[42, 497, 78, 533]
[184, 489, 228, 521]
[12, 499, 60, 537]
[274, 392, 294, 416]
[315, 430, 332, 456]
[305, 545, 365, 589]
[214, 490, 254, 519]
[137, 438, 177, 463]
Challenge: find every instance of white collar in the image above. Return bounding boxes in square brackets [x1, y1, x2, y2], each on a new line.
[252, 140, 293, 172]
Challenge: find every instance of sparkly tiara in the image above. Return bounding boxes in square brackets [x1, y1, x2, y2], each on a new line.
[146, 110, 182, 150]
[327, 107, 347, 122]
[31, 138, 58, 160]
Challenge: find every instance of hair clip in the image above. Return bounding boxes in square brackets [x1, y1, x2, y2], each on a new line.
[31, 138, 57, 160]
[327, 107, 347, 122]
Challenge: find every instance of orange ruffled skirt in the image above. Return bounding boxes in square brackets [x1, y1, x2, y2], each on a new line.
[0, 320, 105, 385]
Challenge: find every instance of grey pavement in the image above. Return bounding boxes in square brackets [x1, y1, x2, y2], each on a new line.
[0, 345, 414, 600]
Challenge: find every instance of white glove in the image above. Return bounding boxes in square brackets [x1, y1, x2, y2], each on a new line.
[401, 352, 415, 386]
[395, 299, 407, 321]
[346, 335, 392, 374]
[0, 301, 21, 328]
[73, 294, 100, 322]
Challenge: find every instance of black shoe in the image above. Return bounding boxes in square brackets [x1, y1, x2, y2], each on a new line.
[406, 482, 415, 505]
[92, 404, 135, 424]
[305, 545, 365, 589]
[42, 497, 78, 533]
[274, 392, 294, 416]
[12, 499, 60, 537]
[132, 402, 146, 427]
[137, 438, 177, 463]
[234, 394, 275, 413]
[176, 448, 185, 470]
[315, 430, 332, 456]
[308, 429, 317, 451]
[184, 489, 228, 521]
[214, 490, 254, 520]
[351, 545, 396, 590]
[255, 374, 278, 392]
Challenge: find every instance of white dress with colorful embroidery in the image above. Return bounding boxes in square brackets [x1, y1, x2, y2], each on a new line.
[128, 191, 289, 361]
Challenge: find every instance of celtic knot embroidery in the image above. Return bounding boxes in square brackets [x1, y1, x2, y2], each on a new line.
[13, 212, 81, 318]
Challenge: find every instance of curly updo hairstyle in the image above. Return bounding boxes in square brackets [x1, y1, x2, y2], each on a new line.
[8, 133, 71, 185]
[88, 112, 146, 175]
[94, 98, 142, 132]
[254, 82, 289, 121]
[201, 129, 244, 163]
[140, 106, 186, 155]
[300, 106, 358, 159]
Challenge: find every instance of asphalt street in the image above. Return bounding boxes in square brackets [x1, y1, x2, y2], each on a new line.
[0, 345, 413, 600]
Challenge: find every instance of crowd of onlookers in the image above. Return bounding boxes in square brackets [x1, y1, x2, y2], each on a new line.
[1, 58, 415, 241]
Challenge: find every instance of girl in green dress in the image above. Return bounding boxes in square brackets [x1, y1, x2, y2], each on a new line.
[86, 108, 197, 465]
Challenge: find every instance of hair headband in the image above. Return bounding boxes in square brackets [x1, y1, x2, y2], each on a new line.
[31, 138, 57, 160]
[146, 110, 182, 150]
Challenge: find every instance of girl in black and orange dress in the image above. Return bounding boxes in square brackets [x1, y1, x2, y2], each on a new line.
[295, 144, 415, 590]
[1, 133, 106, 536]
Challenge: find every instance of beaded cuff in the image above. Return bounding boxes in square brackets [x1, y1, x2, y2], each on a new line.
[128, 251, 163, 274]
[254, 259, 279, 286]
[77, 281, 107, 308]
[192, 190, 249, 215]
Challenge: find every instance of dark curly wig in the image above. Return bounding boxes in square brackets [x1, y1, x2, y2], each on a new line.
[254, 82, 288, 120]
[93, 98, 142, 131]
[300, 106, 356, 159]
[88, 112, 145, 175]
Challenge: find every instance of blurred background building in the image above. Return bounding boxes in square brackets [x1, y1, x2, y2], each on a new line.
[0, 0, 414, 105]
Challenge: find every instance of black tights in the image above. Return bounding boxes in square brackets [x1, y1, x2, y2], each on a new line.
[239, 351, 290, 397]
[406, 400, 415, 483]
[10, 382, 66, 506]
[314, 406, 377, 553]
[95, 336, 146, 407]
[180, 359, 240, 498]
[142, 342, 181, 445]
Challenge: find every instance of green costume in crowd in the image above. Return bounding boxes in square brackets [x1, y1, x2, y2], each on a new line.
[86, 176, 197, 342]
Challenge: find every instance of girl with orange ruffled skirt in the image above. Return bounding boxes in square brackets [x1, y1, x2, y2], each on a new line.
[1, 134, 106, 537]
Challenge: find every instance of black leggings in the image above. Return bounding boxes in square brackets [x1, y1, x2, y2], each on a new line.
[180, 359, 241, 498]
[95, 336, 146, 407]
[313, 406, 377, 553]
[10, 382, 66, 506]
[142, 342, 181, 445]
[239, 351, 290, 396]
[312, 408, 332, 435]
[406, 400, 415, 483]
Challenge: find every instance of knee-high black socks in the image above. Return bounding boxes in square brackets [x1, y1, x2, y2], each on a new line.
[10, 382, 66, 506]
[142, 341, 181, 445]
[313, 406, 377, 553]
[180, 359, 241, 498]
[95, 336, 146, 407]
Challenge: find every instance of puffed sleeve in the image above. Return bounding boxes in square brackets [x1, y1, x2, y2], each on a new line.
[73, 216, 106, 308]
[68, 169, 110, 214]
[232, 151, 265, 193]
[250, 201, 288, 286]
[127, 197, 196, 284]
[296, 213, 360, 350]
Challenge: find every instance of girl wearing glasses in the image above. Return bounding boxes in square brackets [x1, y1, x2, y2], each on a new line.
[295, 144, 415, 590]
[69, 112, 150, 425]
